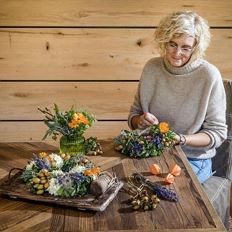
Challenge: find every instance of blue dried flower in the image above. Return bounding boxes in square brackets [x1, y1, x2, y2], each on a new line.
[152, 185, 178, 202]
[132, 141, 143, 155]
[33, 155, 50, 170]
[70, 172, 86, 184]
[57, 174, 73, 188]
[152, 135, 162, 146]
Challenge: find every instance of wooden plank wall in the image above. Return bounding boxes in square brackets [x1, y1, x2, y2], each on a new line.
[0, 0, 231, 144]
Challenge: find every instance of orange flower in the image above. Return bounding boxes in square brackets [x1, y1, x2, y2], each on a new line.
[159, 122, 170, 133]
[68, 121, 78, 128]
[80, 117, 89, 125]
[84, 167, 101, 176]
[73, 113, 83, 121]
[39, 152, 48, 158]
[68, 112, 90, 128]
[73, 113, 89, 125]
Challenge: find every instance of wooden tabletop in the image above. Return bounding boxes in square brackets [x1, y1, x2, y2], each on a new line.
[0, 141, 226, 232]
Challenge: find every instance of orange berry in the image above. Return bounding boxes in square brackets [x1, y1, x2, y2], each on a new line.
[149, 164, 161, 175]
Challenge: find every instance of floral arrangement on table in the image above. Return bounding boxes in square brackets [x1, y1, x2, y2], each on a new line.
[114, 122, 176, 158]
[38, 104, 103, 156]
[21, 151, 101, 197]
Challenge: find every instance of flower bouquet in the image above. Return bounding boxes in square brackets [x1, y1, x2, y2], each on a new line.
[39, 104, 102, 156]
[21, 151, 101, 197]
[114, 122, 176, 158]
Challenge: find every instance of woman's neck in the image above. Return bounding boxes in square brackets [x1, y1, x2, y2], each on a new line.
[163, 56, 202, 75]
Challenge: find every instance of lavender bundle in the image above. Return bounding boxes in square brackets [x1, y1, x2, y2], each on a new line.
[132, 172, 178, 202]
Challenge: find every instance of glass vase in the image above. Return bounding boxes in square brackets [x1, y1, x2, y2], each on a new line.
[59, 135, 85, 156]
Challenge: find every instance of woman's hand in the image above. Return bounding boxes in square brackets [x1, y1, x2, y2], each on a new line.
[131, 113, 159, 129]
[137, 112, 159, 129]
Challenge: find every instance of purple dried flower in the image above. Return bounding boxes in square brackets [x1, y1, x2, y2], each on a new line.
[33, 155, 50, 170]
[70, 172, 86, 184]
[152, 184, 178, 202]
[57, 174, 73, 188]
[132, 141, 143, 155]
[152, 135, 162, 146]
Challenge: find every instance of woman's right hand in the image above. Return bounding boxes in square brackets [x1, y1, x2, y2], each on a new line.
[137, 112, 159, 129]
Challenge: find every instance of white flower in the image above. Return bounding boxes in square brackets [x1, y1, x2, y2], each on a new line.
[47, 178, 61, 196]
[92, 174, 98, 181]
[51, 170, 64, 177]
[50, 153, 64, 168]
[26, 161, 35, 170]
[70, 165, 86, 174]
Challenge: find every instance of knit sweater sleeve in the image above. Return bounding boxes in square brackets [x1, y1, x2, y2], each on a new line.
[128, 59, 154, 129]
[128, 86, 142, 129]
[200, 68, 227, 149]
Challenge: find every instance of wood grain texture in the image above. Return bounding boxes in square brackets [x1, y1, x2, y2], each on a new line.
[0, 82, 136, 120]
[0, 121, 129, 143]
[0, 28, 155, 81]
[0, 142, 226, 231]
[0, 29, 231, 80]
[0, 0, 231, 27]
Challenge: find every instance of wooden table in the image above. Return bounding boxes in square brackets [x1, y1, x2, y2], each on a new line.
[0, 141, 226, 232]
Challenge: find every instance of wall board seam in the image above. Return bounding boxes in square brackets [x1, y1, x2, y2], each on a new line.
[0, 26, 231, 29]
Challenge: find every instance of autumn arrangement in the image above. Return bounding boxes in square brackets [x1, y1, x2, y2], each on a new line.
[21, 151, 101, 197]
[19, 104, 107, 198]
[114, 122, 176, 158]
[38, 104, 103, 156]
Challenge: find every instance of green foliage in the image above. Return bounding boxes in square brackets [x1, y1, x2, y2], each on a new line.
[21, 163, 39, 182]
[85, 137, 101, 153]
[38, 104, 96, 141]
[114, 123, 176, 158]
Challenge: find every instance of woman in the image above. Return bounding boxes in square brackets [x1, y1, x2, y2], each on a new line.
[128, 11, 227, 183]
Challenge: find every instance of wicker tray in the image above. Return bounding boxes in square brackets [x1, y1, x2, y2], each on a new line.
[0, 169, 123, 211]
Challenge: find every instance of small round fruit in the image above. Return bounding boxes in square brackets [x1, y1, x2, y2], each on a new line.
[37, 184, 44, 190]
[40, 179, 47, 184]
[132, 205, 140, 210]
[44, 183, 49, 189]
[152, 204, 157, 209]
[32, 177, 40, 184]
[36, 189, 44, 195]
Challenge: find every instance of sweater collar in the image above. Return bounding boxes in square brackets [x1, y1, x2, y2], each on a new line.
[163, 56, 203, 75]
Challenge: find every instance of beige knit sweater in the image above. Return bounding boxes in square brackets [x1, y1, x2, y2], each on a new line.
[128, 57, 227, 159]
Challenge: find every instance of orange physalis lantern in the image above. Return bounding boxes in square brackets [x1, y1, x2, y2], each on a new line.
[164, 173, 175, 184]
[169, 164, 181, 176]
[149, 164, 161, 175]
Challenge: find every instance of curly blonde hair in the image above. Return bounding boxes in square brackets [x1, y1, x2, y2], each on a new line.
[154, 11, 211, 58]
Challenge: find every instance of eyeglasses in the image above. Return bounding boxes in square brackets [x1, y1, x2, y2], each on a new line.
[166, 41, 195, 56]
